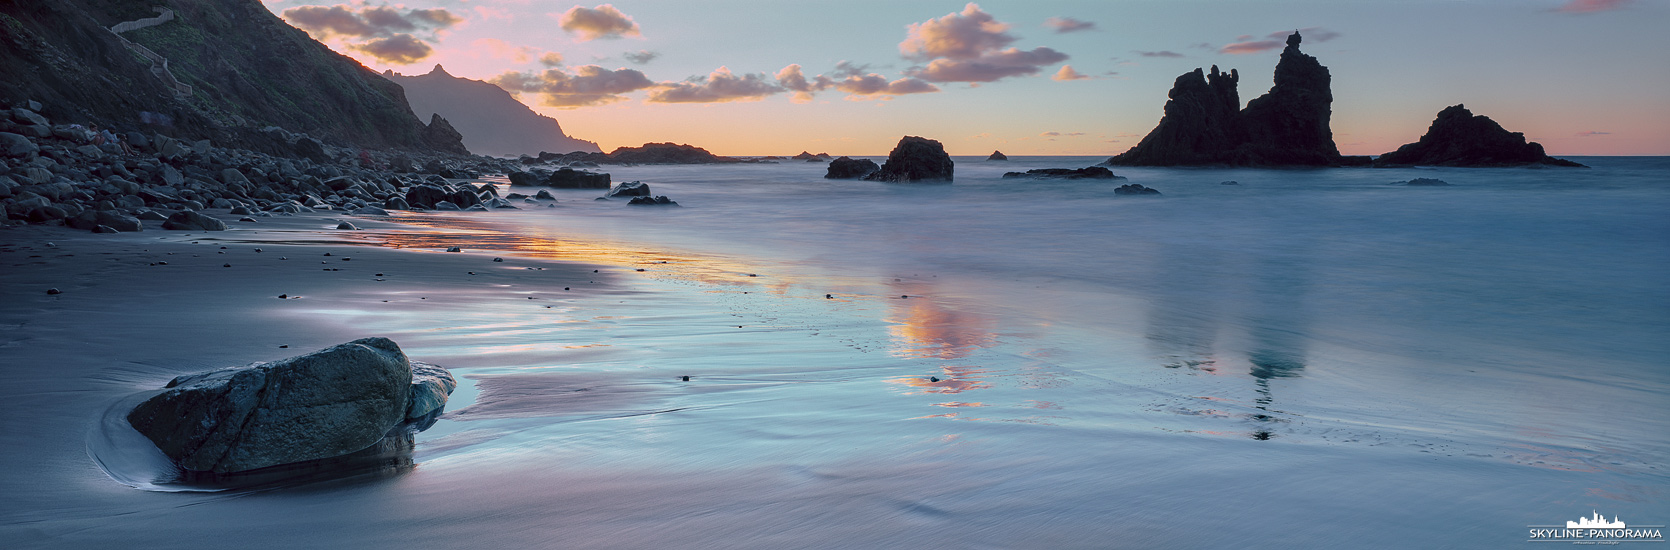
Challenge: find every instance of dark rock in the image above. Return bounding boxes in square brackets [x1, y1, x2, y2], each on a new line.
[1373, 105, 1584, 167]
[0, 132, 38, 158]
[26, 205, 67, 223]
[606, 143, 741, 164]
[605, 181, 650, 198]
[864, 136, 954, 183]
[1001, 167, 1125, 180]
[507, 171, 543, 186]
[825, 156, 880, 179]
[545, 168, 610, 189]
[627, 195, 679, 206]
[534, 189, 556, 201]
[125, 338, 436, 474]
[1108, 32, 1345, 167]
[987, 150, 1007, 161]
[46, 288, 61, 295]
[404, 185, 450, 209]
[136, 210, 168, 221]
[93, 224, 119, 233]
[433, 201, 461, 211]
[1114, 184, 1163, 196]
[161, 210, 227, 231]
[420, 114, 471, 156]
[383, 197, 410, 210]
[790, 151, 830, 161]
[293, 137, 329, 163]
[337, 221, 359, 230]
[1402, 178, 1451, 186]
[96, 210, 143, 232]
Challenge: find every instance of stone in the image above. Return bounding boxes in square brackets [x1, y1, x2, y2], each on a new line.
[627, 195, 679, 206]
[407, 361, 456, 420]
[136, 209, 167, 221]
[125, 338, 417, 473]
[1001, 167, 1125, 180]
[864, 136, 954, 183]
[1114, 184, 1163, 196]
[606, 142, 740, 164]
[987, 151, 1008, 161]
[229, 205, 252, 215]
[336, 221, 359, 230]
[96, 210, 143, 232]
[293, 137, 328, 163]
[605, 180, 650, 198]
[1108, 32, 1345, 167]
[546, 168, 610, 189]
[220, 168, 251, 186]
[825, 156, 880, 179]
[534, 189, 556, 201]
[507, 171, 543, 186]
[11, 108, 47, 126]
[1373, 105, 1585, 167]
[383, 197, 410, 210]
[404, 185, 450, 209]
[1, 132, 39, 157]
[433, 201, 461, 211]
[352, 206, 389, 216]
[1402, 178, 1451, 186]
[93, 224, 119, 233]
[161, 210, 228, 231]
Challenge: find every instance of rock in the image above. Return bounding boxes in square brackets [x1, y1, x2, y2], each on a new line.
[125, 338, 421, 474]
[336, 221, 359, 230]
[1220, 180, 1240, 185]
[407, 361, 456, 420]
[136, 209, 168, 221]
[1114, 184, 1163, 196]
[352, 206, 388, 215]
[987, 151, 1007, 161]
[93, 224, 119, 233]
[1108, 32, 1345, 167]
[229, 205, 252, 215]
[383, 196, 409, 210]
[161, 210, 228, 231]
[404, 185, 450, 209]
[96, 210, 143, 232]
[11, 108, 47, 126]
[1402, 178, 1451, 186]
[433, 201, 461, 211]
[605, 180, 650, 198]
[825, 156, 880, 179]
[220, 168, 251, 186]
[420, 114, 471, 156]
[26, 205, 67, 223]
[1001, 167, 1125, 180]
[293, 137, 328, 163]
[627, 195, 679, 206]
[607, 143, 741, 164]
[534, 189, 556, 201]
[1373, 105, 1585, 167]
[46, 288, 61, 295]
[75, 144, 104, 158]
[1, 132, 39, 157]
[864, 136, 954, 183]
[546, 168, 610, 189]
[507, 171, 544, 186]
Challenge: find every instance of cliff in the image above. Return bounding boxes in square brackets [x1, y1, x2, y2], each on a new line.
[1374, 105, 1583, 167]
[384, 65, 600, 156]
[0, 0, 462, 154]
[1108, 31, 1347, 167]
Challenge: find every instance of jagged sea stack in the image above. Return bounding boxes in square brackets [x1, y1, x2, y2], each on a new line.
[1108, 31, 1349, 167]
[1374, 105, 1584, 167]
[865, 136, 954, 183]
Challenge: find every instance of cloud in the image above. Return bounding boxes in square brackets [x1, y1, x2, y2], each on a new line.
[1575, 131, 1612, 137]
[1557, 0, 1631, 12]
[899, 4, 1068, 83]
[1221, 27, 1341, 55]
[490, 65, 656, 107]
[1043, 16, 1096, 33]
[774, 63, 935, 101]
[911, 46, 1069, 83]
[473, 38, 539, 63]
[647, 67, 782, 103]
[351, 34, 432, 64]
[282, 5, 461, 39]
[558, 4, 641, 41]
[623, 50, 658, 64]
[540, 52, 565, 67]
[775, 64, 832, 102]
[1052, 65, 1090, 81]
[1135, 50, 1184, 58]
[833, 74, 939, 97]
[1040, 131, 1060, 137]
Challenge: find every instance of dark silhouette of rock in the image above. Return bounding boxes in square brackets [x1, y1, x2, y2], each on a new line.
[126, 338, 451, 474]
[987, 151, 1007, 161]
[546, 168, 610, 188]
[404, 185, 450, 209]
[1114, 184, 1162, 195]
[1401, 178, 1451, 186]
[1002, 167, 1124, 180]
[1373, 105, 1584, 167]
[864, 136, 954, 183]
[1108, 32, 1347, 167]
[419, 114, 470, 156]
[627, 195, 679, 206]
[384, 65, 600, 156]
[791, 151, 832, 160]
[605, 181, 650, 197]
[825, 156, 879, 179]
[161, 210, 226, 231]
[292, 137, 328, 163]
[607, 142, 741, 164]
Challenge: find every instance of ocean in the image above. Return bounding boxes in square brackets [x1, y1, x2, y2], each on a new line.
[46, 156, 1670, 547]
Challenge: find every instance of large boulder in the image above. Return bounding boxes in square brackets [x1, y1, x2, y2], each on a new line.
[404, 184, 451, 209]
[507, 171, 544, 186]
[1002, 167, 1125, 180]
[0, 132, 38, 157]
[293, 137, 328, 163]
[126, 338, 424, 473]
[546, 167, 610, 189]
[1373, 105, 1584, 167]
[605, 180, 651, 198]
[825, 156, 880, 179]
[864, 136, 954, 183]
[161, 210, 228, 231]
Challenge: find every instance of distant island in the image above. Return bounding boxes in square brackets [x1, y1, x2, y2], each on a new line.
[1374, 105, 1583, 167]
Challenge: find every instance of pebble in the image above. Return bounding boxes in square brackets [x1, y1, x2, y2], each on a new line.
[929, 376, 940, 382]
[446, 247, 461, 252]
[223, 263, 231, 267]
[681, 376, 690, 382]
[278, 294, 287, 298]
[493, 257, 503, 262]
[46, 288, 61, 295]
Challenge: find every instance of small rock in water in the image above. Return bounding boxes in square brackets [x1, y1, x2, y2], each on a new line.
[1220, 180, 1240, 185]
[493, 257, 503, 262]
[223, 264, 231, 268]
[278, 344, 288, 348]
[929, 376, 940, 382]
[826, 294, 833, 299]
[681, 376, 690, 382]
[324, 253, 332, 257]
[446, 247, 461, 252]
[278, 294, 287, 299]
[336, 221, 359, 230]
[901, 295, 909, 299]
[46, 288, 62, 295]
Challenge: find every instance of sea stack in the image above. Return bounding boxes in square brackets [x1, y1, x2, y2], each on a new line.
[864, 136, 954, 183]
[987, 151, 1008, 161]
[1108, 31, 1358, 167]
[1373, 105, 1584, 167]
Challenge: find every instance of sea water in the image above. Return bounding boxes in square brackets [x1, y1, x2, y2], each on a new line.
[44, 157, 1670, 548]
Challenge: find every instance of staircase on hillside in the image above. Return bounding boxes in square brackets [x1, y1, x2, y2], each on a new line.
[108, 7, 193, 98]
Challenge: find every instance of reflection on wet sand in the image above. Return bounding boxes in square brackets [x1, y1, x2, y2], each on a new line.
[886, 290, 997, 360]
[887, 366, 994, 395]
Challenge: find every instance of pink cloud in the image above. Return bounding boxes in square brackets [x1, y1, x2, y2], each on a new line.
[558, 4, 641, 41]
[900, 4, 1068, 83]
[490, 65, 655, 107]
[647, 67, 782, 103]
[1222, 27, 1341, 54]
[351, 34, 432, 64]
[1557, 0, 1631, 12]
[1044, 17, 1096, 34]
[1051, 65, 1090, 81]
[912, 47, 1069, 82]
[1575, 131, 1612, 137]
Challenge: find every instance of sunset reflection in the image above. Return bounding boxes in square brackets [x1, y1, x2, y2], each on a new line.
[886, 292, 996, 360]
[886, 366, 993, 395]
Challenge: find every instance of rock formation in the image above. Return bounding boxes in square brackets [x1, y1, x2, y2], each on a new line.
[987, 151, 1008, 161]
[1002, 167, 1124, 180]
[508, 168, 610, 188]
[1114, 184, 1162, 195]
[419, 114, 470, 156]
[126, 338, 455, 474]
[865, 136, 954, 183]
[605, 181, 651, 198]
[627, 195, 678, 206]
[825, 156, 880, 179]
[1373, 105, 1584, 167]
[606, 142, 742, 164]
[1108, 32, 1356, 167]
[384, 65, 600, 156]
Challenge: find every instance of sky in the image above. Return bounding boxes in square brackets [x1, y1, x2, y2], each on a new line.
[258, 0, 1670, 156]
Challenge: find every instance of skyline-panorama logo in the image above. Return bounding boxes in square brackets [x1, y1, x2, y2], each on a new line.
[1528, 511, 1664, 543]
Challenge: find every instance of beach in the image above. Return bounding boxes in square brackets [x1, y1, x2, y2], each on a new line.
[2, 157, 1668, 548]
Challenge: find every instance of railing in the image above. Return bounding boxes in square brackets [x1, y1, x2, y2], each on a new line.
[108, 7, 192, 98]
